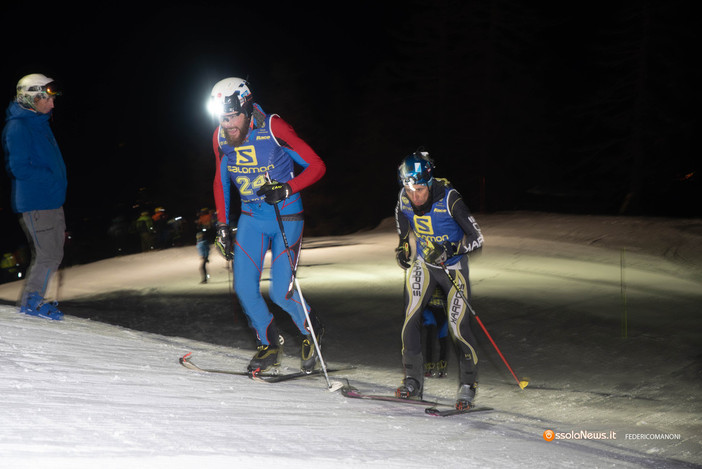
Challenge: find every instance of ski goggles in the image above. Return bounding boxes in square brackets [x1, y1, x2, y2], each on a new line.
[217, 92, 251, 117]
[25, 82, 62, 97]
[400, 176, 430, 191]
[44, 82, 61, 96]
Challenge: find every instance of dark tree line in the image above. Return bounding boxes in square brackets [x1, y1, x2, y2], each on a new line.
[308, 0, 700, 225]
[3, 1, 698, 260]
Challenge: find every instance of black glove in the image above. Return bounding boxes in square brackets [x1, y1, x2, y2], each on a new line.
[215, 224, 234, 260]
[423, 241, 454, 265]
[257, 181, 291, 205]
[395, 240, 411, 270]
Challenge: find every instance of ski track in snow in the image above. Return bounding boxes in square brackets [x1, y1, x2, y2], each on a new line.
[1, 212, 701, 468]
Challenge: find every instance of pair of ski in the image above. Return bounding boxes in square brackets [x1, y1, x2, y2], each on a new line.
[179, 352, 343, 383]
[180, 354, 491, 417]
[341, 385, 492, 417]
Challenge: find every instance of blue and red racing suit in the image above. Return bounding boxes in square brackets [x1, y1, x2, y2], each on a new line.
[212, 104, 325, 345]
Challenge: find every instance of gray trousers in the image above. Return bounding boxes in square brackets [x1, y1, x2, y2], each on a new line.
[19, 207, 66, 304]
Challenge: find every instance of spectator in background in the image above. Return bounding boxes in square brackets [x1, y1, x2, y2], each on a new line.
[2, 73, 66, 320]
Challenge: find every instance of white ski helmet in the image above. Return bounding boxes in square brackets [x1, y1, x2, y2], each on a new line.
[16, 73, 61, 108]
[208, 77, 253, 117]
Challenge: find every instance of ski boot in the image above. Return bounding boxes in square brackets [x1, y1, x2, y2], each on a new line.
[455, 383, 477, 410]
[424, 362, 436, 378]
[20, 292, 64, 321]
[395, 377, 423, 399]
[248, 344, 281, 373]
[436, 360, 448, 378]
[301, 325, 324, 374]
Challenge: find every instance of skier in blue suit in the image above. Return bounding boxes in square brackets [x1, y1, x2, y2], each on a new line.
[208, 77, 326, 373]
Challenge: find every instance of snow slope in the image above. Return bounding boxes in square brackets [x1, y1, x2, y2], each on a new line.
[1, 212, 700, 468]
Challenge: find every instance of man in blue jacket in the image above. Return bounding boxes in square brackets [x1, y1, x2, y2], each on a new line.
[2, 73, 67, 320]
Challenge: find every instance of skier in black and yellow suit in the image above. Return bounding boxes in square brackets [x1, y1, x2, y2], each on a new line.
[394, 149, 484, 410]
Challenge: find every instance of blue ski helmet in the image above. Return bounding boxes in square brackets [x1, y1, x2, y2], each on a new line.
[398, 149, 434, 189]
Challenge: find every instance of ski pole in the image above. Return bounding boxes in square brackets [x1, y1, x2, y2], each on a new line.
[439, 262, 529, 390]
[265, 174, 333, 390]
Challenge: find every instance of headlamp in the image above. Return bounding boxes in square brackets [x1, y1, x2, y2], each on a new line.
[207, 98, 224, 116]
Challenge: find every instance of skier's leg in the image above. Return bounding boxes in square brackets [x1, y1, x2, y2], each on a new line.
[440, 257, 479, 406]
[233, 216, 278, 346]
[19, 208, 65, 313]
[434, 301, 450, 377]
[268, 218, 317, 334]
[422, 315, 437, 377]
[268, 218, 324, 372]
[397, 261, 436, 398]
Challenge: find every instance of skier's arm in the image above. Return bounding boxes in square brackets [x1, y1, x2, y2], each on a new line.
[211, 129, 228, 225]
[394, 198, 412, 242]
[4, 125, 53, 183]
[447, 189, 484, 254]
[270, 115, 326, 193]
[394, 192, 412, 269]
[219, 156, 232, 225]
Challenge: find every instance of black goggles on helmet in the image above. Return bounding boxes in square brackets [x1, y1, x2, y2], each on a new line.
[44, 82, 61, 96]
[221, 93, 251, 117]
[400, 176, 422, 186]
[26, 81, 61, 97]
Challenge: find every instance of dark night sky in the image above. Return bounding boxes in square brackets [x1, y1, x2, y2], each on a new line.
[1, 1, 700, 262]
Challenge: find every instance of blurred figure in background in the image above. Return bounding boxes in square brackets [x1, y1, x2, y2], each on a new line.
[107, 215, 130, 255]
[152, 207, 168, 249]
[195, 208, 214, 284]
[196, 231, 210, 284]
[422, 287, 450, 378]
[135, 211, 155, 251]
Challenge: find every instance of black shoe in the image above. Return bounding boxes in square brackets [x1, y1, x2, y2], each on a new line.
[436, 360, 448, 378]
[395, 377, 422, 399]
[456, 383, 477, 410]
[301, 326, 324, 373]
[248, 345, 281, 372]
[424, 362, 436, 378]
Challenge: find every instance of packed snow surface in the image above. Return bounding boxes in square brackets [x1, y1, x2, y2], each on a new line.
[1, 212, 701, 468]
